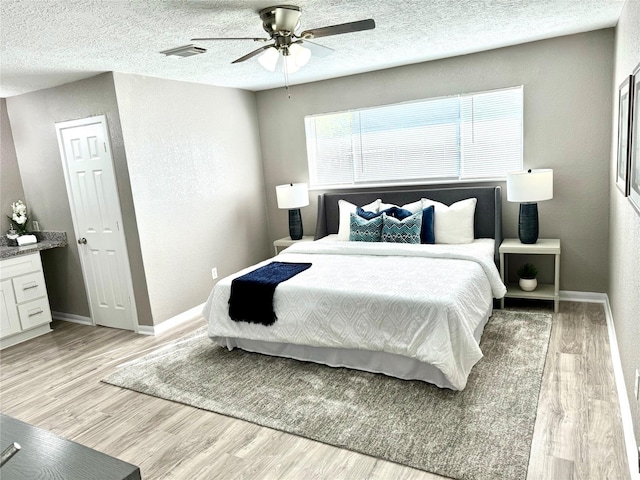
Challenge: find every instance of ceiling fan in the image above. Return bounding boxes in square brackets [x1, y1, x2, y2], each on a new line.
[190, 5, 375, 75]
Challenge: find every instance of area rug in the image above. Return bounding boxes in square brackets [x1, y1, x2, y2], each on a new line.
[103, 310, 552, 480]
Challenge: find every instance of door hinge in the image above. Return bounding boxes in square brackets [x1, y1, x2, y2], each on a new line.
[116, 220, 120, 231]
[104, 142, 107, 152]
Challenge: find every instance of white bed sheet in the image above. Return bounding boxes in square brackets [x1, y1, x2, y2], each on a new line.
[204, 239, 506, 390]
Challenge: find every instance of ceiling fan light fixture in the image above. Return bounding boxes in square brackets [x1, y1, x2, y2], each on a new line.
[187, 4, 375, 93]
[258, 46, 279, 72]
[260, 5, 301, 35]
[290, 43, 311, 67]
[283, 54, 301, 74]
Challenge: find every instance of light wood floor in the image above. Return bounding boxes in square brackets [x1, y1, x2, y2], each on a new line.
[0, 301, 630, 480]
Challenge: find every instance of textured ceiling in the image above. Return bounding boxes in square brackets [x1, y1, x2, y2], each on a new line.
[0, 0, 626, 97]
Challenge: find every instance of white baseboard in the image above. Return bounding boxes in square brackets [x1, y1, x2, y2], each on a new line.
[602, 297, 639, 480]
[137, 303, 206, 336]
[51, 311, 93, 325]
[559, 290, 608, 303]
[136, 324, 155, 335]
[562, 292, 638, 479]
[52, 305, 205, 336]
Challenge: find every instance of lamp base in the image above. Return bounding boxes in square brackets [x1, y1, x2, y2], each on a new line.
[518, 203, 539, 244]
[289, 209, 303, 240]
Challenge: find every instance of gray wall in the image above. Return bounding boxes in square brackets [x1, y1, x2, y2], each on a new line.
[1, 98, 25, 233]
[6, 72, 269, 326]
[112, 73, 270, 323]
[609, 0, 640, 449]
[256, 30, 614, 293]
[5, 73, 153, 325]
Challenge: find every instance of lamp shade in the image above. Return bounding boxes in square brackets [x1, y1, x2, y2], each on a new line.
[258, 47, 279, 72]
[506, 169, 553, 203]
[276, 183, 309, 209]
[289, 43, 311, 68]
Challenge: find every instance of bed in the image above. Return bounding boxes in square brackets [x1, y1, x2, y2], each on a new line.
[203, 186, 506, 390]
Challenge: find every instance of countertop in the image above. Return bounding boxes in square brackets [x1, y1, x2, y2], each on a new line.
[0, 231, 68, 259]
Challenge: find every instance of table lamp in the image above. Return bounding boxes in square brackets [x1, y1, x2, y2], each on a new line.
[507, 169, 553, 244]
[276, 183, 309, 240]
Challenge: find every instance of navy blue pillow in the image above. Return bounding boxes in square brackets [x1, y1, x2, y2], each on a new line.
[420, 206, 435, 244]
[356, 206, 413, 220]
[356, 206, 381, 220]
[388, 207, 414, 219]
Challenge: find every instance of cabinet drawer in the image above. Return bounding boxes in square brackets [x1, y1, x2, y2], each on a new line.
[13, 271, 47, 304]
[0, 253, 42, 281]
[18, 298, 52, 330]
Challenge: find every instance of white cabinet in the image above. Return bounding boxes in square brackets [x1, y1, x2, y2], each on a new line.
[0, 280, 21, 337]
[0, 253, 53, 349]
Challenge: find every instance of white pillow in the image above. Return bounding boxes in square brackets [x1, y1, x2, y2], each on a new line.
[421, 197, 477, 244]
[378, 199, 423, 214]
[337, 199, 381, 241]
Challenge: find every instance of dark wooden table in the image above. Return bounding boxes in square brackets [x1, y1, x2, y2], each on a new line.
[0, 414, 141, 479]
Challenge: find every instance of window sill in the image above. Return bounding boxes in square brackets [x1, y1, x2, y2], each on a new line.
[308, 177, 507, 192]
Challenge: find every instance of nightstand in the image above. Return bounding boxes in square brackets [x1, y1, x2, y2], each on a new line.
[273, 236, 314, 255]
[499, 238, 561, 313]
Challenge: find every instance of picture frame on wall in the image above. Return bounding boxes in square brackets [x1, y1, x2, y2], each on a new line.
[630, 63, 640, 214]
[616, 75, 633, 195]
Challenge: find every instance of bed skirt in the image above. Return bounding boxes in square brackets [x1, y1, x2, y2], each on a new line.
[211, 305, 492, 390]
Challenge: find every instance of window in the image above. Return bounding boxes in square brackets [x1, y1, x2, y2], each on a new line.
[304, 86, 523, 188]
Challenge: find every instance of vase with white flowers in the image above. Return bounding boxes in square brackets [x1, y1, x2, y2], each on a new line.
[7, 200, 30, 235]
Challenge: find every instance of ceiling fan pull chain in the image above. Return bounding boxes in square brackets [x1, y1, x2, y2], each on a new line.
[283, 57, 291, 99]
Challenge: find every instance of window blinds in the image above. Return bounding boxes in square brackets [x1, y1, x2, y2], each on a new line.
[305, 85, 523, 187]
[460, 87, 523, 179]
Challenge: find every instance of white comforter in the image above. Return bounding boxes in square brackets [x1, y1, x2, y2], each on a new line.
[204, 239, 506, 390]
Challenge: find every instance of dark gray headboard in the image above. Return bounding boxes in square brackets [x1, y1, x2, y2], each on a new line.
[314, 186, 502, 266]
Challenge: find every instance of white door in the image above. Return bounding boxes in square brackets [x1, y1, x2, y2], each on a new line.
[56, 115, 137, 331]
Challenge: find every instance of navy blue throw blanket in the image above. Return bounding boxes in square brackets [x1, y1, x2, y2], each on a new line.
[229, 262, 312, 326]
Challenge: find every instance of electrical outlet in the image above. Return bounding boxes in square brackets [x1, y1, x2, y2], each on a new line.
[211, 267, 218, 280]
[635, 369, 640, 401]
[32, 220, 40, 231]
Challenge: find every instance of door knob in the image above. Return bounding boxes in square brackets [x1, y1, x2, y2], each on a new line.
[78, 238, 87, 244]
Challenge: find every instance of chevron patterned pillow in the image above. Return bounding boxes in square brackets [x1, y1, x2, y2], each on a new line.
[349, 213, 383, 242]
[381, 211, 422, 244]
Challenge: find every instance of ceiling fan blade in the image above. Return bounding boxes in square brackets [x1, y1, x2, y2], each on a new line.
[299, 19, 375, 39]
[295, 39, 334, 58]
[231, 45, 273, 64]
[191, 37, 268, 42]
